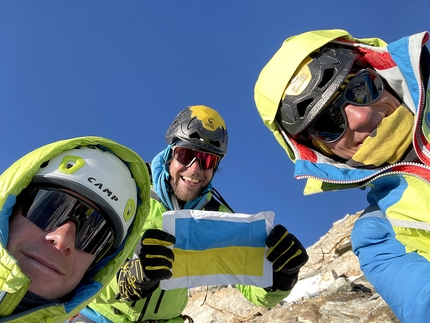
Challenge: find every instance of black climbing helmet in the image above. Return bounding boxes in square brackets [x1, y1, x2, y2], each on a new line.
[277, 46, 363, 136]
[165, 105, 228, 157]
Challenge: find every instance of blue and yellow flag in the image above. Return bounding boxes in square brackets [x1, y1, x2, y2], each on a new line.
[161, 210, 274, 290]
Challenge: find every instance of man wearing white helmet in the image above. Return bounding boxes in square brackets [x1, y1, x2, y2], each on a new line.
[0, 136, 150, 322]
[254, 29, 430, 323]
[79, 105, 309, 323]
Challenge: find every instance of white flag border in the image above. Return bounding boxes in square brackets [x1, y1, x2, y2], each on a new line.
[161, 210, 274, 290]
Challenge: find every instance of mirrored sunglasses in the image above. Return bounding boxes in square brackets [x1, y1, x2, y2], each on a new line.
[308, 68, 384, 143]
[21, 187, 114, 259]
[173, 146, 221, 170]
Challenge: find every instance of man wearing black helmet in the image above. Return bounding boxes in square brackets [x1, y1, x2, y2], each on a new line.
[0, 136, 150, 322]
[79, 105, 309, 323]
[255, 29, 430, 323]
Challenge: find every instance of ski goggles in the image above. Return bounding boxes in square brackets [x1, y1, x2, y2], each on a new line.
[308, 69, 384, 143]
[20, 187, 114, 259]
[173, 146, 221, 170]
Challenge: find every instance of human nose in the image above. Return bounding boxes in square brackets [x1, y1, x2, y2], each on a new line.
[45, 221, 76, 255]
[343, 104, 373, 132]
[187, 158, 202, 172]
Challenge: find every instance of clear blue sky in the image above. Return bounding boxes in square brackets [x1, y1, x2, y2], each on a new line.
[1, 1, 428, 247]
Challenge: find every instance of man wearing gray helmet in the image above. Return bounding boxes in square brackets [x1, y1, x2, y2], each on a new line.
[78, 105, 309, 323]
[0, 136, 150, 322]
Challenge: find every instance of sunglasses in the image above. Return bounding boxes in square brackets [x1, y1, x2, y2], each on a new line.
[173, 146, 221, 170]
[308, 69, 384, 143]
[21, 187, 114, 259]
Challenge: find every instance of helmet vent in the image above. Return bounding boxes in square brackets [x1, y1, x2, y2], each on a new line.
[210, 140, 220, 148]
[318, 68, 335, 89]
[296, 98, 314, 118]
[189, 132, 202, 140]
[39, 161, 49, 169]
[66, 161, 75, 169]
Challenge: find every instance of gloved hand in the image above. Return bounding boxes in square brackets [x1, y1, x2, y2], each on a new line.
[117, 229, 175, 302]
[266, 224, 308, 291]
[139, 229, 176, 280]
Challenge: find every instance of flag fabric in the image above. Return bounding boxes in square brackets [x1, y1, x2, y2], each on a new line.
[160, 210, 274, 290]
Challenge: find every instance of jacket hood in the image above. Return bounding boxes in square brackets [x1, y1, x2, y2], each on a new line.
[254, 29, 430, 195]
[0, 136, 151, 322]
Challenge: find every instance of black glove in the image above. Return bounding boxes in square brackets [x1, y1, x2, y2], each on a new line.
[117, 258, 155, 302]
[266, 224, 308, 291]
[139, 229, 176, 280]
[117, 229, 176, 302]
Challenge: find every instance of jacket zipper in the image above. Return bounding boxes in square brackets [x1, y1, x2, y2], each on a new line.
[296, 161, 430, 194]
[136, 290, 165, 322]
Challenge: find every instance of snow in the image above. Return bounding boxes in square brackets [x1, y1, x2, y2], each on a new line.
[283, 274, 364, 303]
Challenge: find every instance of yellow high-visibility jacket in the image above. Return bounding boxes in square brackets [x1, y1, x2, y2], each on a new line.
[0, 136, 150, 323]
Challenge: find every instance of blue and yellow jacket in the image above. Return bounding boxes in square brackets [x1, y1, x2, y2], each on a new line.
[84, 147, 290, 323]
[0, 136, 150, 323]
[254, 30, 430, 323]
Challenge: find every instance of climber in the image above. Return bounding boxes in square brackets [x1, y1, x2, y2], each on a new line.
[254, 29, 430, 323]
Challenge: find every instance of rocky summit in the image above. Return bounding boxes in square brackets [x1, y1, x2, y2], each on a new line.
[182, 212, 400, 323]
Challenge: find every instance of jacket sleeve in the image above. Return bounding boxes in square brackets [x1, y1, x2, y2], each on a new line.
[235, 284, 290, 308]
[351, 207, 430, 323]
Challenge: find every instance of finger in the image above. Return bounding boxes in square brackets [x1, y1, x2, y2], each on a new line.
[143, 260, 173, 280]
[145, 269, 172, 281]
[141, 245, 175, 262]
[266, 225, 292, 248]
[266, 235, 296, 262]
[142, 229, 176, 245]
[266, 226, 295, 262]
[143, 256, 174, 270]
[272, 247, 307, 272]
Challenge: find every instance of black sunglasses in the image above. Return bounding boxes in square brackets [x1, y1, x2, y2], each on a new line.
[21, 187, 114, 260]
[308, 69, 384, 143]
